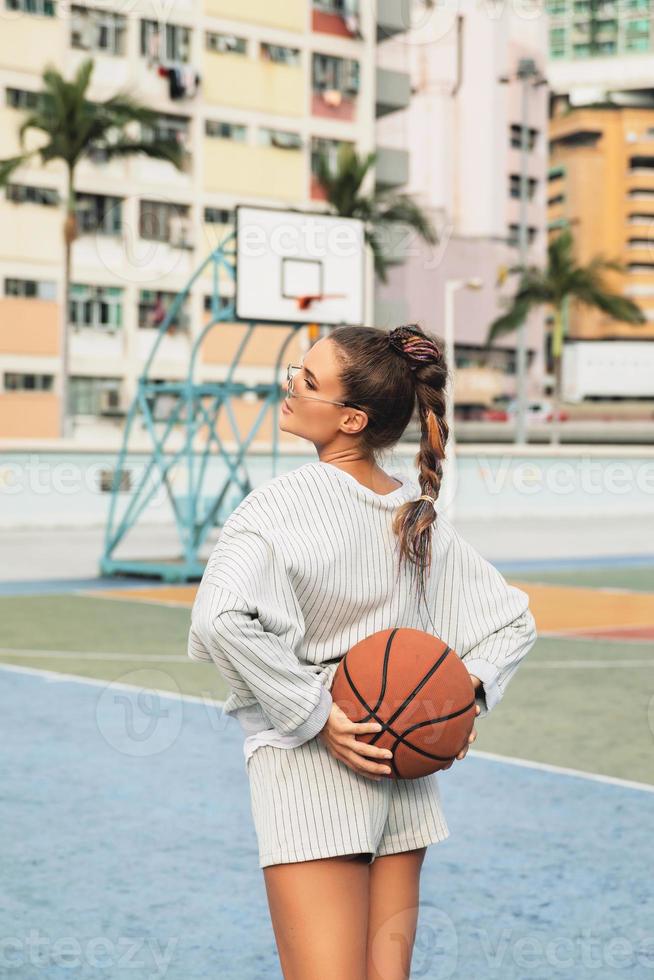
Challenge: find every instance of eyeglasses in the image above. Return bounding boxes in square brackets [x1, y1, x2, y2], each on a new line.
[285, 363, 363, 410]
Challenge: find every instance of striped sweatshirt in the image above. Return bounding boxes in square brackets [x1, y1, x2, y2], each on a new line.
[187, 459, 538, 762]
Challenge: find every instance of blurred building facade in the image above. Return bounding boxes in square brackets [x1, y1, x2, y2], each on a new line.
[374, 2, 549, 412]
[546, 2, 654, 401]
[0, 0, 411, 442]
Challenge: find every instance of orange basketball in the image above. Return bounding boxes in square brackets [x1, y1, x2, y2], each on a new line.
[330, 627, 477, 780]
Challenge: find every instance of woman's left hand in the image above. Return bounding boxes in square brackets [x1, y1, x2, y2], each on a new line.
[448, 673, 483, 765]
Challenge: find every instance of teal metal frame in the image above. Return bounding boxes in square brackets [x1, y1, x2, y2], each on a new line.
[99, 233, 303, 582]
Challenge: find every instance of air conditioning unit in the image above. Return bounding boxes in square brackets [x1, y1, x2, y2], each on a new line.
[169, 214, 194, 249]
[98, 388, 124, 416]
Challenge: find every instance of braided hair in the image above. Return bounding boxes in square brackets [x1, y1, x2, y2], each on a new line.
[329, 323, 449, 613]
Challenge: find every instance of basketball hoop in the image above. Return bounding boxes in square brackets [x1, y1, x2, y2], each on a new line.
[295, 293, 347, 311]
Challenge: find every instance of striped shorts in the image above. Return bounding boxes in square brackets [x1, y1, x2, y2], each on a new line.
[245, 733, 451, 869]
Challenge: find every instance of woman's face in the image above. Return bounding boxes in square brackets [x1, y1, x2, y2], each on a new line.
[279, 337, 368, 450]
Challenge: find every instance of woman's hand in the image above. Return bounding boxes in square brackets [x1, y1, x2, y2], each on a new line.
[318, 703, 393, 781]
[446, 673, 483, 767]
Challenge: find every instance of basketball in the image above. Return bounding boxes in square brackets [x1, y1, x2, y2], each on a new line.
[330, 627, 477, 780]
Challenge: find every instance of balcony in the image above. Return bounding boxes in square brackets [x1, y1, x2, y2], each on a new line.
[203, 0, 305, 32]
[203, 140, 304, 201]
[375, 146, 409, 189]
[203, 52, 304, 116]
[376, 67, 411, 118]
[0, 297, 59, 355]
[0, 14, 64, 72]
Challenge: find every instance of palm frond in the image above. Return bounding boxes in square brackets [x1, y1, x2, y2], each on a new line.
[0, 152, 35, 185]
[486, 294, 534, 345]
[103, 137, 184, 168]
[373, 193, 437, 244]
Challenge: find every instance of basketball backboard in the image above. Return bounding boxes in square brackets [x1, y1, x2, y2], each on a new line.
[235, 205, 365, 325]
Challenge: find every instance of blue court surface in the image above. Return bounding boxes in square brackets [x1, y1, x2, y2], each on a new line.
[2, 665, 653, 980]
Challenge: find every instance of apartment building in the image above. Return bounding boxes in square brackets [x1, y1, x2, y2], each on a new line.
[374, 2, 549, 409]
[0, 0, 410, 442]
[546, 0, 654, 399]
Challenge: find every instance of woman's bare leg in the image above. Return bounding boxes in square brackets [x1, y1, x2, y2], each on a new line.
[263, 852, 372, 980]
[366, 847, 427, 980]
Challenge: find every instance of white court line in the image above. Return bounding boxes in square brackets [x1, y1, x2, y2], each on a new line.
[472, 749, 654, 795]
[1, 661, 653, 796]
[1, 649, 653, 668]
[0, 648, 189, 662]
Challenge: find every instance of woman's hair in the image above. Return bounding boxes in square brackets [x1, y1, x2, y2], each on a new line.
[329, 324, 449, 611]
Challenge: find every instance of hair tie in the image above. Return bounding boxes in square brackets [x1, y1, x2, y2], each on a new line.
[387, 326, 442, 370]
[417, 494, 436, 510]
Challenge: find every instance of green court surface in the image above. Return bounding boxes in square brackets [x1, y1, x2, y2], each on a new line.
[506, 565, 654, 592]
[1, 562, 652, 786]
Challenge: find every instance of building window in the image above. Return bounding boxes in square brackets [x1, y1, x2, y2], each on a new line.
[75, 194, 122, 235]
[141, 113, 190, 146]
[548, 193, 565, 206]
[140, 20, 191, 63]
[4, 372, 54, 391]
[204, 207, 234, 224]
[4, 278, 56, 299]
[139, 200, 191, 246]
[6, 184, 59, 206]
[312, 53, 360, 96]
[99, 467, 132, 492]
[203, 294, 232, 313]
[507, 224, 538, 246]
[313, 0, 360, 12]
[311, 136, 353, 174]
[69, 284, 123, 330]
[70, 377, 122, 416]
[258, 127, 302, 150]
[260, 42, 300, 66]
[205, 119, 247, 141]
[71, 6, 126, 55]
[5, 87, 42, 110]
[509, 174, 538, 199]
[4, 0, 55, 15]
[205, 31, 247, 54]
[138, 289, 189, 330]
[626, 36, 650, 50]
[510, 124, 539, 151]
[629, 154, 654, 171]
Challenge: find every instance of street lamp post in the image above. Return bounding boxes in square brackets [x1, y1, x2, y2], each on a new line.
[443, 277, 483, 521]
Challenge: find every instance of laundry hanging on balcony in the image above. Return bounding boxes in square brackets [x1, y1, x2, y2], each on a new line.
[157, 64, 201, 100]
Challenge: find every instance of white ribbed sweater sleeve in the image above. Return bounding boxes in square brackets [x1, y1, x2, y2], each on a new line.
[188, 518, 333, 742]
[440, 521, 538, 719]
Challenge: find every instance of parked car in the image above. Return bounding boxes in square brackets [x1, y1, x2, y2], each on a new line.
[481, 406, 509, 422]
[505, 398, 569, 423]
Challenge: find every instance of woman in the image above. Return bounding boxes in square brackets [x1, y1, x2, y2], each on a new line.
[188, 324, 538, 979]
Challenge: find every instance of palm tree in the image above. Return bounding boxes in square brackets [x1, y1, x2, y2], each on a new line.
[487, 226, 647, 443]
[0, 58, 185, 438]
[314, 144, 437, 283]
